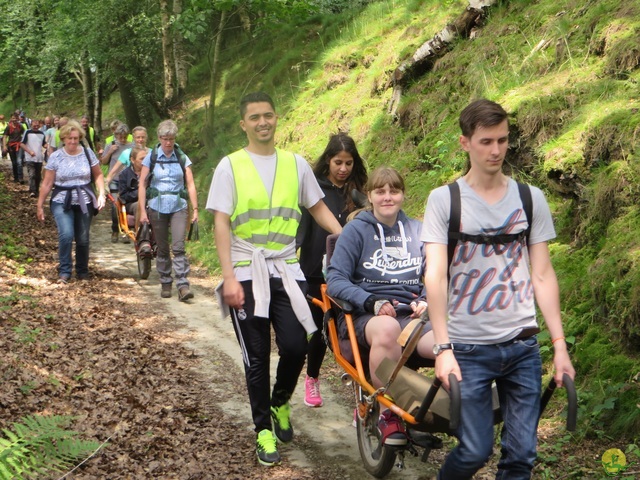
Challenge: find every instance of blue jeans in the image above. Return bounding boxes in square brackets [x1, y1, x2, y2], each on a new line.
[439, 336, 542, 480]
[51, 202, 93, 277]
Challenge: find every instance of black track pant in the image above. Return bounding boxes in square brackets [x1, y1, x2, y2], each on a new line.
[231, 278, 308, 432]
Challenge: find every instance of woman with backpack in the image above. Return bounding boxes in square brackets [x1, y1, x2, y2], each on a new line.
[36, 120, 106, 283]
[138, 120, 198, 302]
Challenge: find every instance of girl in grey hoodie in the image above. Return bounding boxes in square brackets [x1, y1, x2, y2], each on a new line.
[326, 167, 435, 447]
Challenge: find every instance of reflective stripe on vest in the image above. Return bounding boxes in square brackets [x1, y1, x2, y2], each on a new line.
[229, 148, 301, 251]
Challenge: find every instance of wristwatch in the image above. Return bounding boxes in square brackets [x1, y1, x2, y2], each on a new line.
[433, 343, 454, 356]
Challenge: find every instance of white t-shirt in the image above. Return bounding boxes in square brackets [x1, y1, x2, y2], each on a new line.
[21, 130, 46, 163]
[206, 148, 324, 281]
[421, 178, 556, 344]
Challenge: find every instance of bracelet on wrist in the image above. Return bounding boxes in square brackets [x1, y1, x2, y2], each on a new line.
[551, 336, 565, 344]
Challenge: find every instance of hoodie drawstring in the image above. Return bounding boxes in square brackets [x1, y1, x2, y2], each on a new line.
[376, 220, 409, 275]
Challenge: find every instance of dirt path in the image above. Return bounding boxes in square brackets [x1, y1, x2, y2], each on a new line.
[91, 212, 433, 479]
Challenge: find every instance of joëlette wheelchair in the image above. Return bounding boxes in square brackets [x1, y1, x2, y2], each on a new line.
[308, 233, 577, 478]
[107, 194, 157, 279]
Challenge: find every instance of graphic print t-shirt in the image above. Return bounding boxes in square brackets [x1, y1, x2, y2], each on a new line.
[421, 178, 556, 344]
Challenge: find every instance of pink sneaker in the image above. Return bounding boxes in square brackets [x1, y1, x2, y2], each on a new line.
[304, 375, 323, 407]
[378, 410, 408, 446]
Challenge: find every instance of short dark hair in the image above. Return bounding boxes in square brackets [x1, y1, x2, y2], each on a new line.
[459, 99, 508, 138]
[239, 92, 275, 119]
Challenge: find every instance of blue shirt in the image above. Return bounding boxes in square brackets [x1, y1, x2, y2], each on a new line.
[142, 147, 192, 214]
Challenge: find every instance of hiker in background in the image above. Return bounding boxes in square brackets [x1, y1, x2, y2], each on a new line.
[37, 120, 106, 283]
[81, 115, 101, 153]
[104, 126, 148, 186]
[2, 113, 26, 183]
[104, 119, 133, 146]
[42, 116, 52, 133]
[0, 115, 7, 159]
[296, 132, 368, 408]
[138, 119, 198, 301]
[53, 117, 70, 151]
[118, 146, 146, 232]
[422, 98, 575, 479]
[21, 119, 47, 197]
[102, 123, 134, 243]
[45, 115, 60, 156]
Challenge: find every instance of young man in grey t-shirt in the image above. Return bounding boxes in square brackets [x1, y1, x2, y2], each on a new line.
[422, 99, 575, 479]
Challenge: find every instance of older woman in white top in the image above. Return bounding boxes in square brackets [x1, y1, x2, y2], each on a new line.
[37, 120, 106, 283]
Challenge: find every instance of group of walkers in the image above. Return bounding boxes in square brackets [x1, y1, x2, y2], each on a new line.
[206, 92, 575, 480]
[1, 109, 197, 301]
[12, 92, 576, 479]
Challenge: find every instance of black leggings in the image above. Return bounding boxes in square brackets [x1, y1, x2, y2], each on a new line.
[231, 278, 308, 432]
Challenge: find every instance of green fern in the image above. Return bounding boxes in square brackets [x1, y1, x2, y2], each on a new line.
[0, 415, 104, 479]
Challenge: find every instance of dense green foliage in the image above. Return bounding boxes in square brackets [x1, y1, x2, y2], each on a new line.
[0, 415, 102, 479]
[2, 0, 639, 443]
[183, 0, 640, 440]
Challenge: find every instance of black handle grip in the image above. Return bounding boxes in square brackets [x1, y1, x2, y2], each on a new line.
[563, 374, 577, 432]
[540, 373, 577, 432]
[448, 373, 461, 431]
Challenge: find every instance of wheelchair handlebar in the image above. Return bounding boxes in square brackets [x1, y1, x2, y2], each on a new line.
[448, 373, 461, 431]
[414, 373, 461, 432]
[539, 373, 577, 432]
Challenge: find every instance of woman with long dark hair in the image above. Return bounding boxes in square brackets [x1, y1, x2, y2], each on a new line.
[296, 133, 368, 407]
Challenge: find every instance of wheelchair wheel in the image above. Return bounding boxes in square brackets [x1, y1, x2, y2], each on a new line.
[356, 393, 397, 478]
[137, 251, 151, 279]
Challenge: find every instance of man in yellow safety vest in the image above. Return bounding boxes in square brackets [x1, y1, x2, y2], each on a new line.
[206, 92, 342, 467]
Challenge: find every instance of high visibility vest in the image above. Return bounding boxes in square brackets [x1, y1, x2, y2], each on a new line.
[229, 148, 301, 252]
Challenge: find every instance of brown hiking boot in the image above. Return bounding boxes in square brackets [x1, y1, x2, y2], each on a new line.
[178, 286, 194, 302]
[161, 283, 172, 298]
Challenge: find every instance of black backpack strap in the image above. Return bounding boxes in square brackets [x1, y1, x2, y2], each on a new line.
[447, 181, 533, 271]
[83, 147, 93, 182]
[174, 143, 187, 188]
[147, 143, 187, 188]
[517, 182, 532, 244]
[146, 145, 159, 188]
[447, 181, 461, 272]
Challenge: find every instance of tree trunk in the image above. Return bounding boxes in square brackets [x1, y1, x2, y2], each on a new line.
[173, 0, 188, 97]
[386, 0, 498, 116]
[117, 76, 141, 128]
[94, 66, 103, 134]
[81, 61, 94, 122]
[160, 0, 176, 109]
[204, 10, 226, 149]
[238, 5, 251, 34]
[19, 82, 27, 108]
[27, 80, 36, 111]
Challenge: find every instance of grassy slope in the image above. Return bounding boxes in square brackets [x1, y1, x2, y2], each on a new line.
[179, 0, 639, 440]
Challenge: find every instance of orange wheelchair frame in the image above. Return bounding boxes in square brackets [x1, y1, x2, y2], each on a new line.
[107, 194, 156, 279]
[309, 233, 577, 478]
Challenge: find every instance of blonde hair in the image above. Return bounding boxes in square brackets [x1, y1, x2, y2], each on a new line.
[59, 120, 86, 141]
